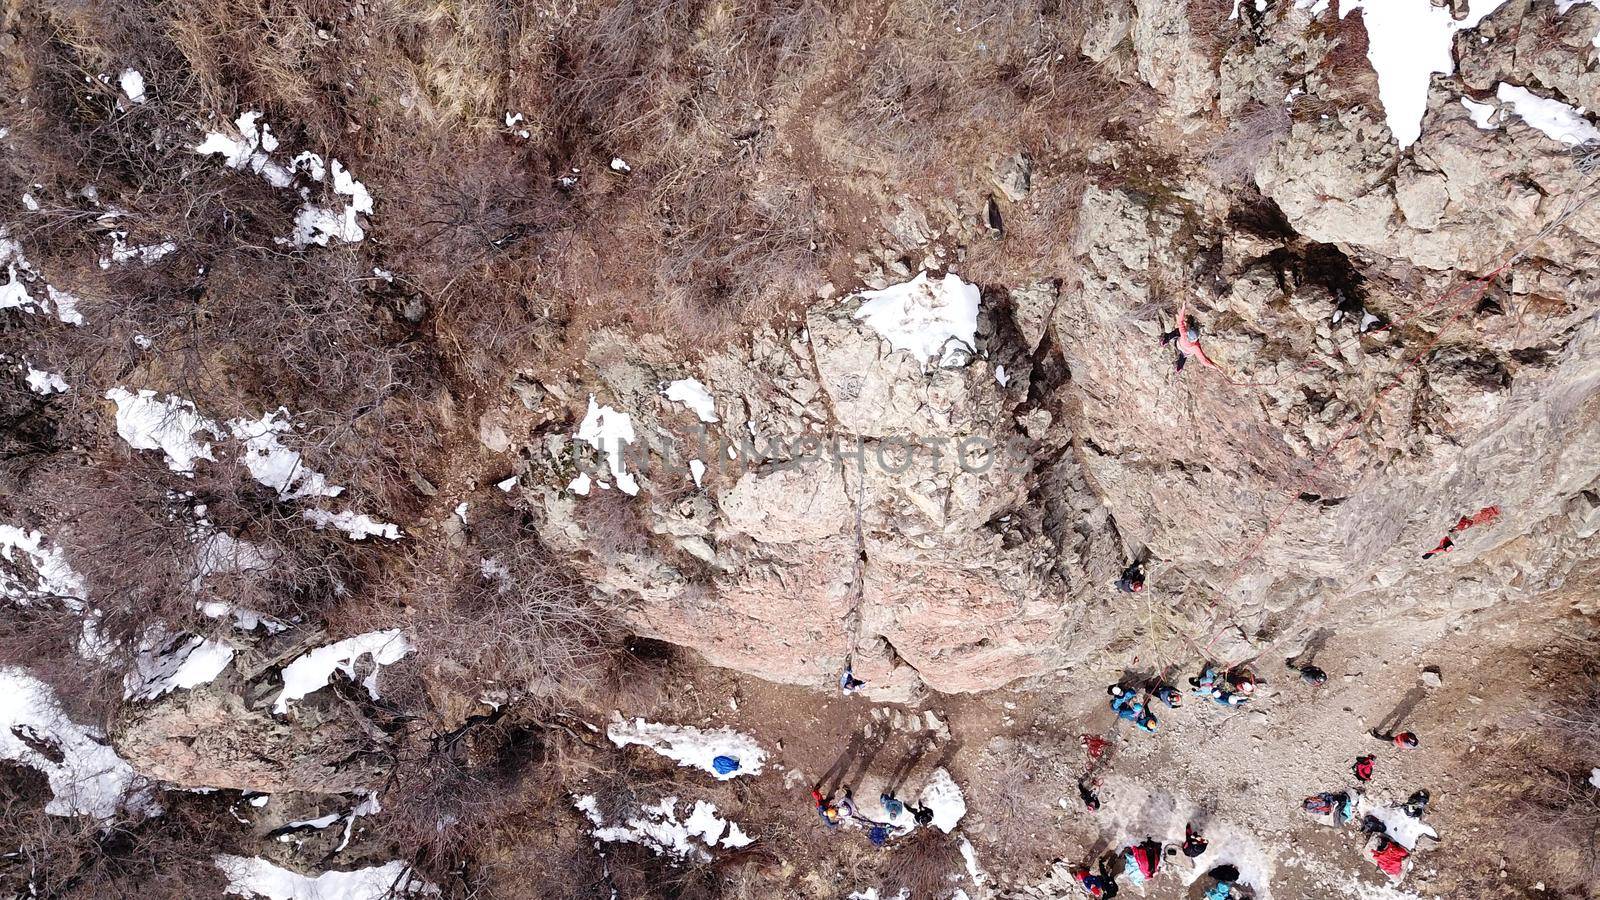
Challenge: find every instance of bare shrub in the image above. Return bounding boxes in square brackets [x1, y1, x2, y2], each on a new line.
[1204, 102, 1292, 184]
[571, 488, 660, 561]
[397, 516, 619, 703]
[1523, 672, 1600, 876]
[882, 827, 965, 899]
[0, 771, 238, 899]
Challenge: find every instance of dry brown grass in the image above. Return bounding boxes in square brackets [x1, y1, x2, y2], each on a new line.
[0, 768, 237, 899]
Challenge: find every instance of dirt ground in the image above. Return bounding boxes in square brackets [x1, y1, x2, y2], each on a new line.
[587, 578, 1598, 900]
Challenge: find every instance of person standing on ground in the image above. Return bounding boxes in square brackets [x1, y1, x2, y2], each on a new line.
[1372, 729, 1419, 749]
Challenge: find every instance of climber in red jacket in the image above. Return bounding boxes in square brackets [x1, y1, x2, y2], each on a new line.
[1161, 303, 1219, 374]
[1422, 505, 1501, 559]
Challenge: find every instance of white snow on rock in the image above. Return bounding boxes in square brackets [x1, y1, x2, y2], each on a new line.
[574, 396, 639, 496]
[689, 459, 706, 487]
[118, 68, 146, 104]
[496, 475, 518, 491]
[228, 411, 342, 500]
[1590, 767, 1600, 790]
[215, 856, 438, 900]
[101, 231, 177, 268]
[105, 387, 217, 473]
[0, 666, 159, 819]
[1340, 0, 1510, 147]
[273, 629, 413, 713]
[195, 112, 373, 248]
[661, 378, 719, 422]
[574, 794, 753, 861]
[124, 631, 235, 700]
[1460, 97, 1498, 129]
[919, 766, 967, 832]
[606, 715, 766, 780]
[1, 229, 85, 324]
[1494, 83, 1600, 146]
[301, 509, 401, 540]
[0, 525, 88, 603]
[24, 364, 69, 395]
[850, 271, 981, 369]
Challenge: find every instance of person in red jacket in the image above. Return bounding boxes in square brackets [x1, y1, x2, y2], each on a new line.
[1366, 833, 1410, 881]
[1352, 754, 1375, 782]
[1372, 730, 1419, 749]
[1161, 303, 1219, 374]
[1072, 865, 1118, 898]
[1422, 505, 1501, 559]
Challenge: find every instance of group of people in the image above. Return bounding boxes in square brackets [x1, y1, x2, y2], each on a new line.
[1071, 826, 1248, 899]
[1107, 664, 1260, 734]
[1302, 742, 1432, 884]
[811, 787, 933, 846]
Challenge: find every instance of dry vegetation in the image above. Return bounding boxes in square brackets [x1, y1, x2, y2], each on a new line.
[1, 0, 1509, 897]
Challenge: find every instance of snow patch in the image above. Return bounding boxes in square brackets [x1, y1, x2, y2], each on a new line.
[301, 509, 401, 540]
[101, 231, 177, 268]
[575, 396, 639, 496]
[24, 364, 69, 395]
[606, 715, 766, 779]
[118, 68, 146, 104]
[0, 666, 159, 819]
[661, 378, 719, 422]
[214, 856, 438, 900]
[228, 410, 342, 500]
[1, 229, 85, 324]
[1339, 0, 1511, 147]
[1495, 83, 1600, 146]
[195, 112, 373, 248]
[104, 387, 217, 473]
[273, 629, 413, 713]
[574, 794, 753, 861]
[0, 525, 88, 604]
[919, 767, 967, 832]
[850, 271, 981, 369]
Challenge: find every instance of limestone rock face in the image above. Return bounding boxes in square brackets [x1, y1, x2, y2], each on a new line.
[517, 0, 1600, 700]
[113, 690, 389, 794]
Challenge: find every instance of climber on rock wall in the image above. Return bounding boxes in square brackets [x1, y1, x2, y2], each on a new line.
[1421, 505, 1501, 559]
[1115, 559, 1146, 593]
[1161, 302, 1219, 374]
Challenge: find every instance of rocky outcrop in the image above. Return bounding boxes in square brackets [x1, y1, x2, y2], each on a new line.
[504, 0, 1600, 698]
[114, 689, 390, 794]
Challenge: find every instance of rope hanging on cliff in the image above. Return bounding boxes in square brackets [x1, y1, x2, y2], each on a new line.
[841, 440, 869, 670]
